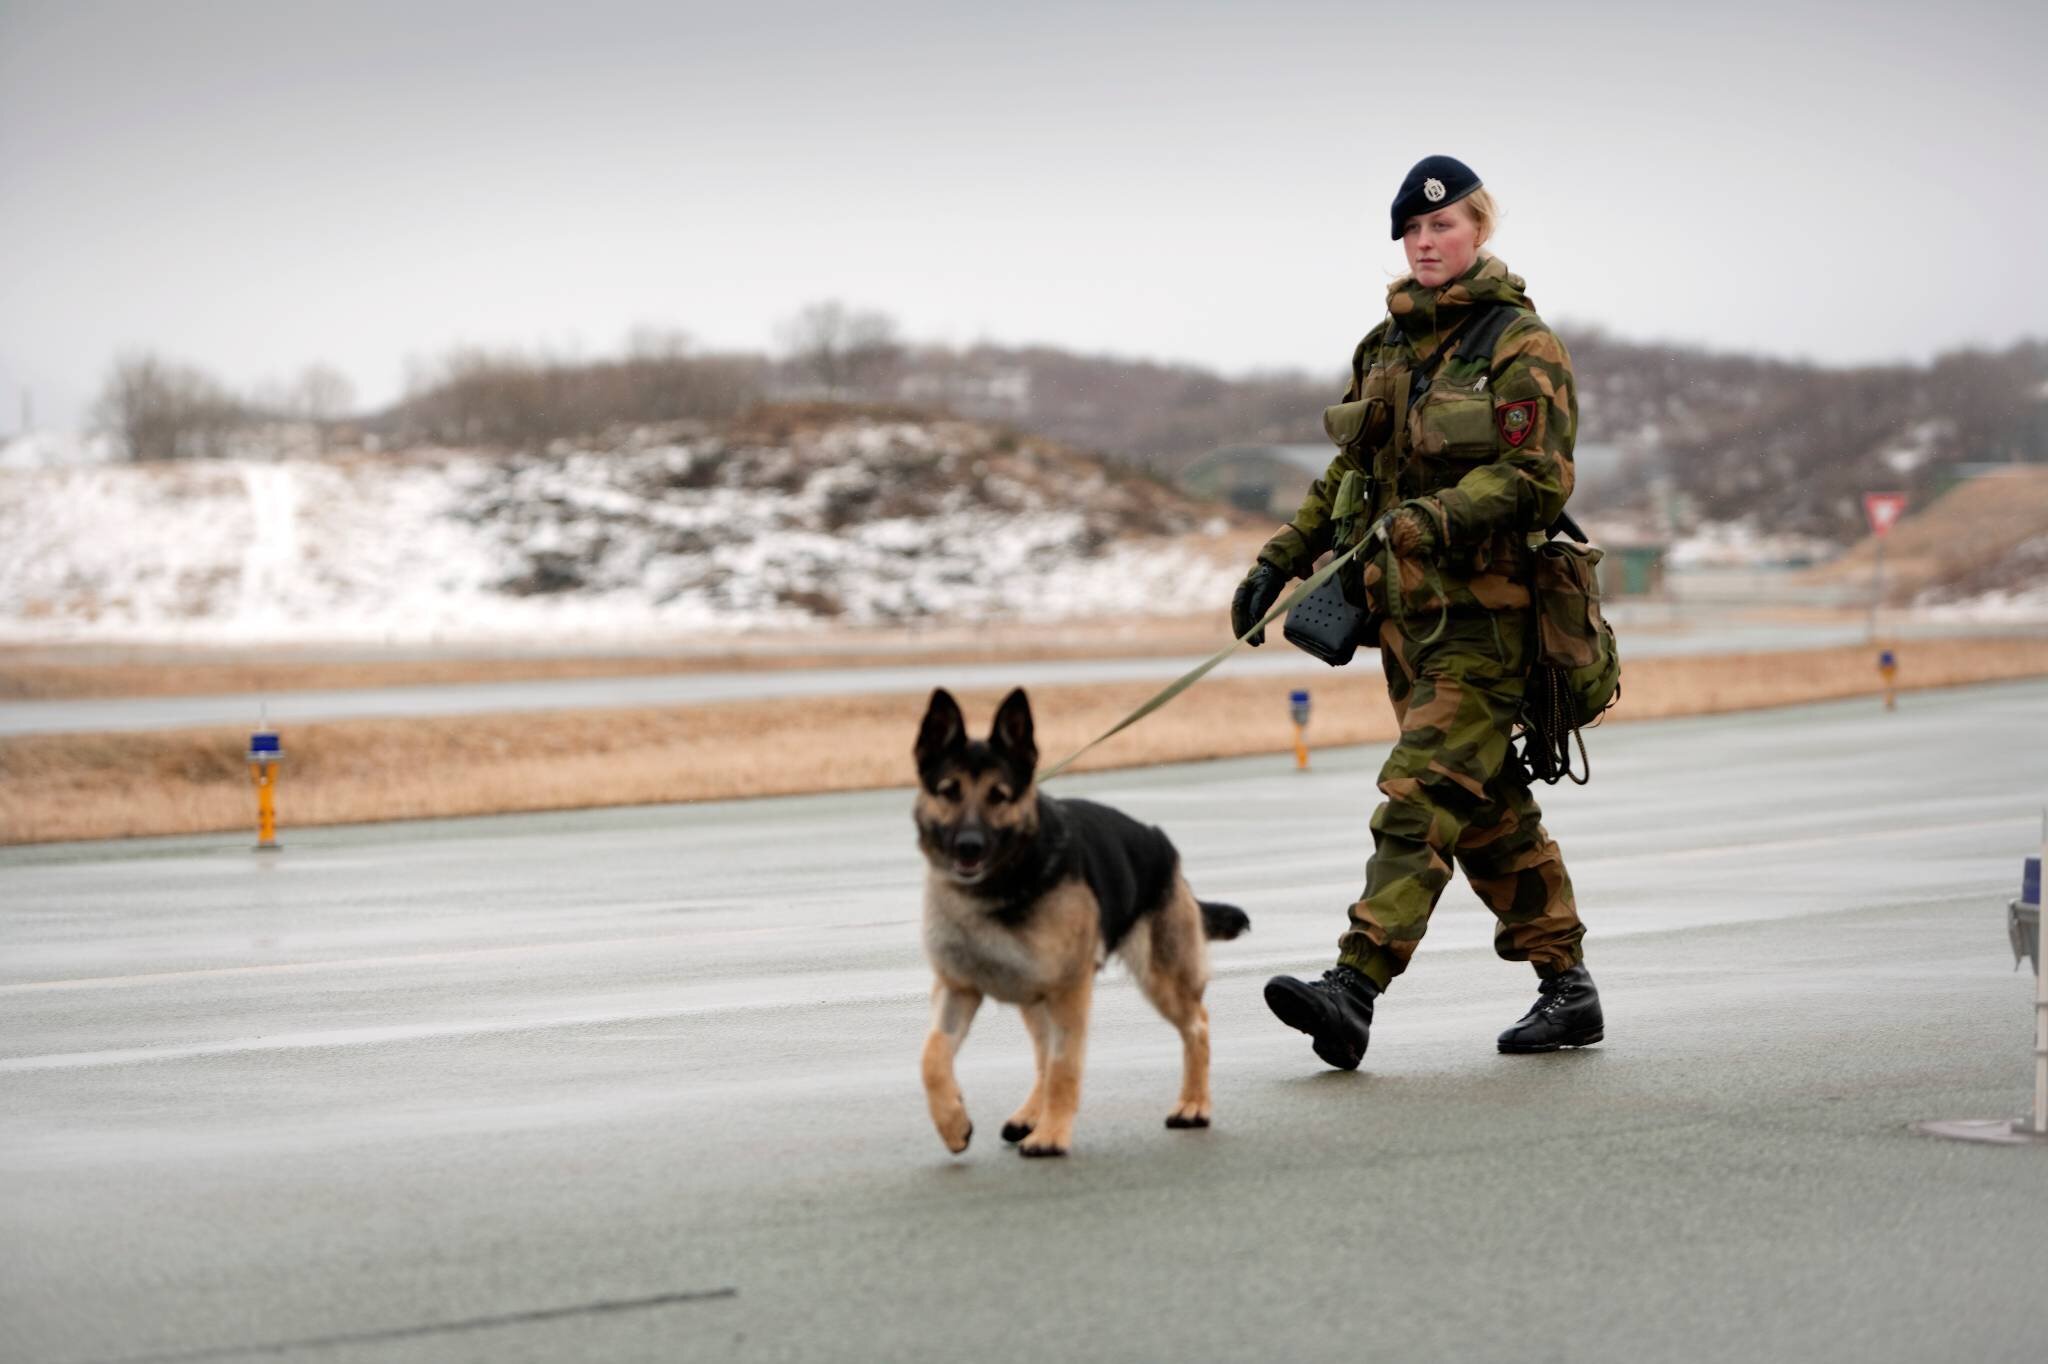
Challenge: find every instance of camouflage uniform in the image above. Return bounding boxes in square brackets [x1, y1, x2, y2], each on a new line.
[1260, 255, 1585, 990]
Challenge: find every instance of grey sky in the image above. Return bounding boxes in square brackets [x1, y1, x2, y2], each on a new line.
[3, 0, 2044, 432]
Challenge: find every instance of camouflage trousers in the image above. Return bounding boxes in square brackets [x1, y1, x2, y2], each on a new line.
[1337, 610, 1585, 990]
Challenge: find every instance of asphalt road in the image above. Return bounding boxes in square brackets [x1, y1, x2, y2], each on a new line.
[4, 680, 2046, 1363]
[7, 613, 2042, 736]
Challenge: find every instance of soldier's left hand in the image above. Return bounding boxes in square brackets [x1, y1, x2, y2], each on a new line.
[1231, 561, 1290, 646]
[1388, 505, 1440, 561]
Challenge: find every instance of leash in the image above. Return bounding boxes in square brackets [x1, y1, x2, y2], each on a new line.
[1036, 524, 1388, 782]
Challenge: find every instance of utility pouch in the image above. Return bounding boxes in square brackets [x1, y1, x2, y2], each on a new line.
[1532, 540, 1621, 722]
[1330, 469, 1369, 531]
[1323, 399, 1370, 446]
[1568, 617, 1623, 726]
[1329, 469, 1373, 608]
[1323, 396, 1390, 453]
[1286, 485, 1385, 668]
[1284, 573, 1368, 667]
[1415, 384, 1498, 461]
[1286, 472, 1376, 668]
[1519, 538, 1623, 784]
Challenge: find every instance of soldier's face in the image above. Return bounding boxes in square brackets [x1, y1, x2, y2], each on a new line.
[1402, 204, 1481, 287]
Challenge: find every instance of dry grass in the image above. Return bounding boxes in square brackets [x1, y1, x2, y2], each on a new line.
[1798, 467, 2048, 601]
[0, 613, 1250, 702]
[6, 637, 2047, 846]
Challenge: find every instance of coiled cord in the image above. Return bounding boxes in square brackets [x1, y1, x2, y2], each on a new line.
[1517, 664, 1590, 786]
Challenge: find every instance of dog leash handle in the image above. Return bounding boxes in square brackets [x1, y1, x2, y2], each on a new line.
[1036, 524, 1385, 782]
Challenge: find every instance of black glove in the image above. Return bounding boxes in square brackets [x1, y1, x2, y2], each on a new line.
[1231, 562, 1290, 646]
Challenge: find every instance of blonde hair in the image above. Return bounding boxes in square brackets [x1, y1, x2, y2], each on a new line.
[1463, 187, 1499, 247]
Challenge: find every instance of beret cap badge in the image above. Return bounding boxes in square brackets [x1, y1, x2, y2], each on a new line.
[1391, 155, 1481, 239]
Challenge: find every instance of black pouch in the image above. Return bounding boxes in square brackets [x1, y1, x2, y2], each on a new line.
[1284, 470, 1374, 666]
[1284, 574, 1368, 667]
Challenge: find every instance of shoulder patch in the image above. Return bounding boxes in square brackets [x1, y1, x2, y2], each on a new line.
[1497, 399, 1538, 447]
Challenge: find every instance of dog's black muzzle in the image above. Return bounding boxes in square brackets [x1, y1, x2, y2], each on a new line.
[950, 823, 990, 877]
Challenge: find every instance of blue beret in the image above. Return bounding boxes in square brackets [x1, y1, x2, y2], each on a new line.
[1391, 155, 1482, 240]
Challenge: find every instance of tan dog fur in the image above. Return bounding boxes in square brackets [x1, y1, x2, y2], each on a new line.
[915, 706, 1219, 1158]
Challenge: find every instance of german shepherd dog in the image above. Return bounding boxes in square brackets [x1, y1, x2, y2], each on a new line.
[913, 687, 1249, 1157]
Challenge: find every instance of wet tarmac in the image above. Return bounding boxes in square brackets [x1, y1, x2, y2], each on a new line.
[4, 679, 2046, 1362]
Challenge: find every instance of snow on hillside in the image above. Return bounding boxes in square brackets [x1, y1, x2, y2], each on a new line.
[1913, 531, 2048, 619]
[0, 429, 119, 470]
[0, 416, 1242, 645]
[1666, 521, 1840, 570]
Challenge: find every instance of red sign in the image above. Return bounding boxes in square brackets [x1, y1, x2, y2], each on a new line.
[1863, 492, 1908, 538]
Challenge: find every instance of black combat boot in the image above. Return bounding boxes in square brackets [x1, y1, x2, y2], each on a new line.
[1264, 965, 1378, 1070]
[1497, 964, 1604, 1052]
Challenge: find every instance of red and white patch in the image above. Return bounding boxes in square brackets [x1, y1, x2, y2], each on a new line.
[1496, 399, 1538, 448]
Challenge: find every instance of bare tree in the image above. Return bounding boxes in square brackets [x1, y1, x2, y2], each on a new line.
[777, 301, 902, 399]
[94, 352, 244, 462]
[392, 342, 765, 449]
[293, 364, 357, 454]
[625, 325, 694, 361]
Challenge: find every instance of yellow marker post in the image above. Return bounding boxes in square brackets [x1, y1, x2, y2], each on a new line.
[1878, 649, 1898, 711]
[247, 727, 282, 850]
[1289, 690, 1312, 772]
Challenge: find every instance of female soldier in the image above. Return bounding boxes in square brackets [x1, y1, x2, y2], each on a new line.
[1230, 154, 1602, 1068]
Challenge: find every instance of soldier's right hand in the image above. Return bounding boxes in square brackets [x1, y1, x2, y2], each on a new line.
[1231, 562, 1290, 646]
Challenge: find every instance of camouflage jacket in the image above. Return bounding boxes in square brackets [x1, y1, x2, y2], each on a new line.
[1259, 255, 1577, 619]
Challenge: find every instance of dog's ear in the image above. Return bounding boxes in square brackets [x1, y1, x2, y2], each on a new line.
[989, 687, 1037, 777]
[915, 688, 967, 786]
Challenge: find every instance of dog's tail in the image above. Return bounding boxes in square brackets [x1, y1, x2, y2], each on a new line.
[1199, 900, 1250, 941]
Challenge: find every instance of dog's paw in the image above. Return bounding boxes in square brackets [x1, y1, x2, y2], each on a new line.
[1018, 1137, 1069, 1159]
[935, 1112, 973, 1155]
[1000, 1120, 1034, 1143]
[1165, 1101, 1212, 1130]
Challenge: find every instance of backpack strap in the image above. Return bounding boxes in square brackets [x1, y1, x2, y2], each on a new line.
[1457, 302, 1521, 372]
[1404, 302, 1503, 412]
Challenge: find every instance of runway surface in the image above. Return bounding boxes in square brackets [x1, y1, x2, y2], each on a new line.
[4, 679, 2046, 1362]
[7, 613, 2041, 736]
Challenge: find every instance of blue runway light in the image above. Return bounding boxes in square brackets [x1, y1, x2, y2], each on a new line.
[247, 728, 282, 850]
[1288, 690, 1311, 770]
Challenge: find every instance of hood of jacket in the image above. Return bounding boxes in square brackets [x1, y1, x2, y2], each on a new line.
[1385, 255, 1534, 351]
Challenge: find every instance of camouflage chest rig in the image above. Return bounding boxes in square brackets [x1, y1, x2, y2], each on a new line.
[1283, 302, 1526, 663]
[1335, 301, 1527, 534]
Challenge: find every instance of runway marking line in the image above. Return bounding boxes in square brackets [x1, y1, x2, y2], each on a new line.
[1, 814, 2026, 1004]
[0, 886, 2008, 1076]
[0, 919, 916, 996]
[1572, 813, 2031, 867]
[0, 984, 926, 1073]
[83, 1286, 737, 1364]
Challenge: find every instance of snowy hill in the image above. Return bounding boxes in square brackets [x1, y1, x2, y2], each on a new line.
[0, 411, 1244, 646]
[0, 429, 120, 470]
